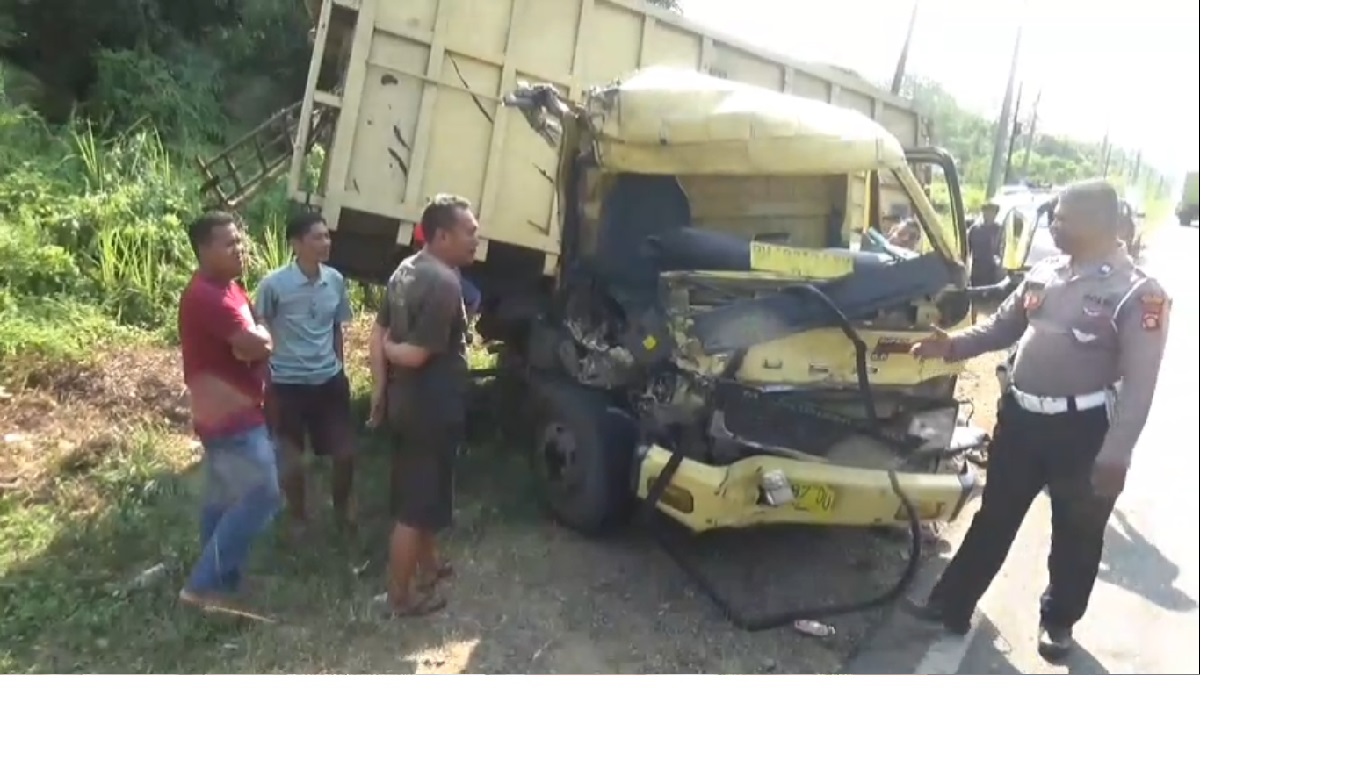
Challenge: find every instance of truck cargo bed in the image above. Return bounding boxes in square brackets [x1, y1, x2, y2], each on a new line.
[294, 0, 926, 273]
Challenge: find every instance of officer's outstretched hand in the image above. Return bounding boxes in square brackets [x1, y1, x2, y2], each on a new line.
[911, 326, 952, 360]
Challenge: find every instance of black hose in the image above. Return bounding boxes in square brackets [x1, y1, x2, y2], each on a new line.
[639, 283, 924, 631]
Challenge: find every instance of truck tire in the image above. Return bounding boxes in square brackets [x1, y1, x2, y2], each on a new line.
[1178, 214, 1192, 227]
[528, 377, 638, 535]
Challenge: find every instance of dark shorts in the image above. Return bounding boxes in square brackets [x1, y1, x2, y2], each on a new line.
[389, 428, 460, 532]
[268, 372, 355, 458]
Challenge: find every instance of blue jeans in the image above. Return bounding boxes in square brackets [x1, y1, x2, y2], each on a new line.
[186, 424, 282, 594]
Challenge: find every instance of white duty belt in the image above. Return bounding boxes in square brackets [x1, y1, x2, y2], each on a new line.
[1010, 387, 1109, 415]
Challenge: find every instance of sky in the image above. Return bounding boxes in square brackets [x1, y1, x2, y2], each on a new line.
[678, 0, 1200, 175]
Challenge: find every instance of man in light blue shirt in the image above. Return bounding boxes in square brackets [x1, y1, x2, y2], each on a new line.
[255, 211, 356, 529]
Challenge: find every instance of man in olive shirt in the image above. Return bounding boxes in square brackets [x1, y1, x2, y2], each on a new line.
[909, 179, 1171, 661]
[369, 195, 477, 617]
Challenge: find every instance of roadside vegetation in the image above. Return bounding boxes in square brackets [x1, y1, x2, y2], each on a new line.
[1, 0, 1151, 673]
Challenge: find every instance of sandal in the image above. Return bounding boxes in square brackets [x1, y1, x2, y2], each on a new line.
[385, 591, 448, 619]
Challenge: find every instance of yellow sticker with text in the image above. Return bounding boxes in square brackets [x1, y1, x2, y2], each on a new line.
[750, 242, 855, 279]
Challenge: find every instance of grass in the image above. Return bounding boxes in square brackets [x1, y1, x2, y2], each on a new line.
[0, 312, 1008, 674]
[0, 94, 1013, 674]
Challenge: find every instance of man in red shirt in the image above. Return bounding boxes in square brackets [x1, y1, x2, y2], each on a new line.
[178, 211, 283, 612]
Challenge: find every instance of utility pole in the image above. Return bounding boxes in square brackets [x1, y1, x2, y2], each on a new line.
[987, 18, 1026, 198]
[1019, 90, 1042, 179]
[1002, 84, 1026, 183]
[1097, 130, 1111, 177]
[890, 1, 921, 98]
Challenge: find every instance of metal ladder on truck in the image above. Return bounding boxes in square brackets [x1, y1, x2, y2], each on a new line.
[196, 100, 336, 210]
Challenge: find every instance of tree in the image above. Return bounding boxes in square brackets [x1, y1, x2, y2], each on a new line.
[1, 0, 310, 134]
[643, 0, 683, 11]
[904, 77, 1164, 195]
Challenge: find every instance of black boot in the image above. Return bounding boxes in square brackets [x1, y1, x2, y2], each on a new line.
[1038, 623, 1074, 661]
[907, 600, 971, 636]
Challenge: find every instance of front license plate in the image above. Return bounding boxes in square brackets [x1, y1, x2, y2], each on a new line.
[789, 483, 836, 514]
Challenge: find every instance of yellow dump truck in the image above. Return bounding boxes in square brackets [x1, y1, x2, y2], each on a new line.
[212, 0, 932, 285]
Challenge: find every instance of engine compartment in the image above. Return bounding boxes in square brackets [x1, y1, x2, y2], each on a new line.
[536, 222, 966, 475]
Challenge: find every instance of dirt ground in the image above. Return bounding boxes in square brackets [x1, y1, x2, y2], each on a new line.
[0, 316, 1007, 674]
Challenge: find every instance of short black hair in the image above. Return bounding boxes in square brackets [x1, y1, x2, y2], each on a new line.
[286, 210, 327, 241]
[1059, 179, 1122, 233]
[420, 194, 473, 240]
[187, 210, 238, 255]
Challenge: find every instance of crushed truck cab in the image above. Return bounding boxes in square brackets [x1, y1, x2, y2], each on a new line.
[509, 69, 988, 627]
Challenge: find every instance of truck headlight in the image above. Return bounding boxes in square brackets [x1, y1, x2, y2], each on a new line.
[907, 405, 958, 453]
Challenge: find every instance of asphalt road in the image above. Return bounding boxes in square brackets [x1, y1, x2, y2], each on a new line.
[955, 219, 1201, 674]
[843, 219, 1200, 675]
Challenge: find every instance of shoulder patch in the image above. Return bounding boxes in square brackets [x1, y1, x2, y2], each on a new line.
[1138, 292, 1171, 331]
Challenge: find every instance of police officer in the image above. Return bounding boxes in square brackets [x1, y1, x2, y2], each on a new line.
[908, 178, 1171, 661]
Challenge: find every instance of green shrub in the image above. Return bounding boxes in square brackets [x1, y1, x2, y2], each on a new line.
[0, 295, 145, 371]
[0, 116, 294, 368]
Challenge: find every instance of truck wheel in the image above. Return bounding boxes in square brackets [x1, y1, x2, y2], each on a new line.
[529, 378, 638, 535]
[1178, 214, 1192, 227]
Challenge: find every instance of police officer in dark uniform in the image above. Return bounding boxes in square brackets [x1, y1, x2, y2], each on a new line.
[908, 179, 1171, 661]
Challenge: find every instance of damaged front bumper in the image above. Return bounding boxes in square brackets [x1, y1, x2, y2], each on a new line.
[634, 444, 984, 533]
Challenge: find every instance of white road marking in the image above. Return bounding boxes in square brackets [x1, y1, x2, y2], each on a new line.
[911, 609, 987, 674]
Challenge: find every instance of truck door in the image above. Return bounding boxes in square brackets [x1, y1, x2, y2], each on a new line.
[1001, 206, 1028, 273]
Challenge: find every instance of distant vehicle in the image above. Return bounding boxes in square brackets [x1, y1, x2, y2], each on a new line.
[1118, 198, 1145, 257]
[1177, 171, 1199, 226]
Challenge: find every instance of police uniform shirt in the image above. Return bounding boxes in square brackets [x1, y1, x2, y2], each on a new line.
[946, 248, 1170, 466]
